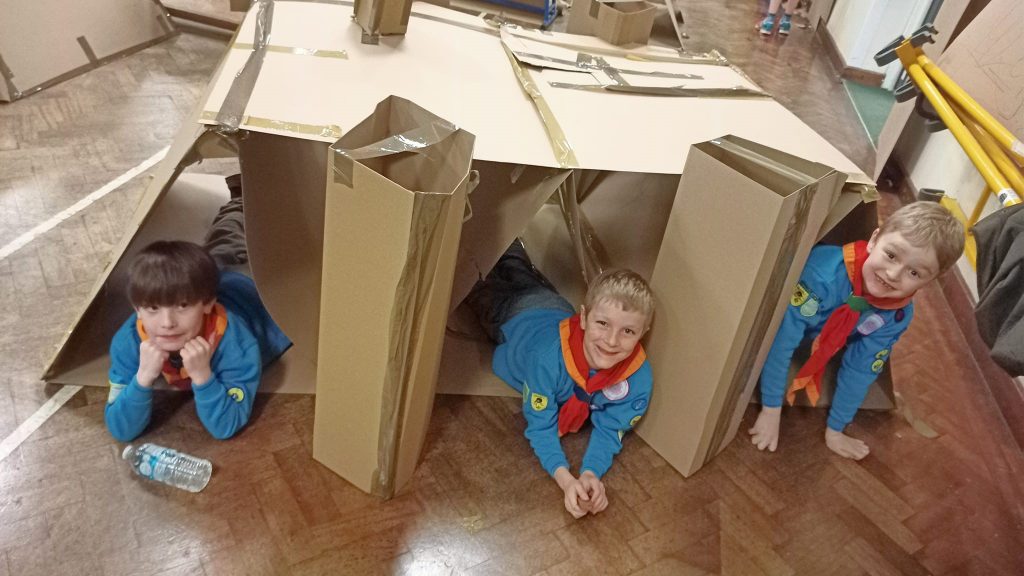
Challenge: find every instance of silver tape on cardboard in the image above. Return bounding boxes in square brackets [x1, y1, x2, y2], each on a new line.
[216, 0, 274, 132]
[330, 119, 458, 186]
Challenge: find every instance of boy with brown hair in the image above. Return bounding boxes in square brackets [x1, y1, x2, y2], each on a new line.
[750, 201, 964, 459]
[467, 241, 654, 517]
[105, 240, 291, 442]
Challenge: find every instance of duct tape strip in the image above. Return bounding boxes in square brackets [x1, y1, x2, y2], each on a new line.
[216, 0, 274, 132]
[894, 391, 938, 438]
[374, 192, 449, 498]
[200, 110, 343, 139]
[502, 44, 578, 169]
[330, 119, 458, 186]
[589, 55, 627, 87]
[577, 52, 702, 79]
[0, 52, 19, 100]
[77, 36, 99, 64]
[234, 43, 349, 59]
[418, 10, 500, 36]
[548, 82, 769, 98]
[510, 49, 703, 80]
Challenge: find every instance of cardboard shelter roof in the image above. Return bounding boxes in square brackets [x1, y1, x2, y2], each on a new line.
[199, 1, 871, 181]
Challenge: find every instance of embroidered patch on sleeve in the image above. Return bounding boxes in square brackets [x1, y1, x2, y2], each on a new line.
[530, 392, 549, 412]
[791, 282, 810, 306]
[227, 387, 245, 403]
[107, 381, 126, 405]
[631, 398, 647, 411]
[871, 359, 885, 373]
[799, 297, 819, 317]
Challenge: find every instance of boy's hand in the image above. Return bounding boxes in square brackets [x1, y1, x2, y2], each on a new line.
[553, 467, 589, 519]
[748, 406, 782, 452]
[136, 341, 168, 388]
[578, 471, 608, 515]
[181, 336, 213, 386]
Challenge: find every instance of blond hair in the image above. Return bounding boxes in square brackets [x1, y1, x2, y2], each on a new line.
[584, 269, 655, 327]
[878, 201, 964, 273]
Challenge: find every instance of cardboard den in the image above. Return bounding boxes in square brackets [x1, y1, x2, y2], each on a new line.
[45, 1, 880, 494]
[567, 0, 657, 47]
[0, 0, 176, 102]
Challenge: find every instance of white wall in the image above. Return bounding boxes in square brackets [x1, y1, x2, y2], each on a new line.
[827, 0, 928, 74]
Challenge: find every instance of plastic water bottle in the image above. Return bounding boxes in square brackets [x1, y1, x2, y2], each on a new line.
[122, 443, 213, 493]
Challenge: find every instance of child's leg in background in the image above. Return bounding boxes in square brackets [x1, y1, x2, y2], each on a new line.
[760, 0, 799, 35]
[464, 239, 574, 343]
[203, 174, 247, 268]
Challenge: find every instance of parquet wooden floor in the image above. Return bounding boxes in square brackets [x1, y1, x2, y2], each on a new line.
[1, 1, 1021, 575]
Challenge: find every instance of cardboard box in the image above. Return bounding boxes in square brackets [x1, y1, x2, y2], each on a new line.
[45, 2, 877, 494]
[0, 0, 176, 102]
[354, 0, 414, 40]
[640, 136, 851, 477]
[313, 96, 474, 497]
[567, 0, 656, 46]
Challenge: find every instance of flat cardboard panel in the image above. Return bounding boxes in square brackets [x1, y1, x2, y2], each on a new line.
[41, 172, 316, 392]
[239, 133, 329, 372]
[0, 0, 171, 101]
[933, 0, 1024, 140]
[313, 96, 474, 497]
[449, 161, 572, 310]
[640, 136, 846, 477]
[202, 1, 868, 179]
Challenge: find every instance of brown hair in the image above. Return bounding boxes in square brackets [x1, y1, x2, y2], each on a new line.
[584, 269, 655, 328]
[127, 241, 219, 308]
[878, 201, 965, 273]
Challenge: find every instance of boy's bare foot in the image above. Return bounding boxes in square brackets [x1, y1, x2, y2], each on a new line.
[748, 407, 782, 452]
[825, 428, 870, 460]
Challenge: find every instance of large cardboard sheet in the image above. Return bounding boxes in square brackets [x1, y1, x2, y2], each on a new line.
[933, 0, 1024, 143]
[0, 0, 173, 101]
[201, 1, 868, 179]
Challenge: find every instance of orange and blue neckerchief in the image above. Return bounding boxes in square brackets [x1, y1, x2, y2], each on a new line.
[557, 313, 646, 436]
[787, 241, 912, 406]
[136, 303, 228, 390]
